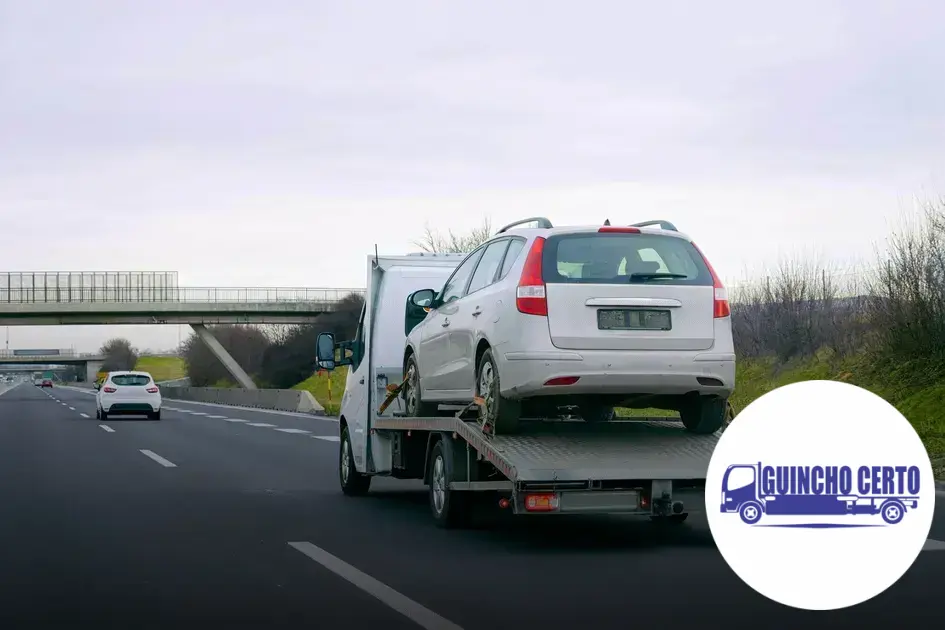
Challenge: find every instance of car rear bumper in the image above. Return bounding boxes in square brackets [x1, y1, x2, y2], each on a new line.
[102, 401, 161, 413]
[499, 350, 735, 398]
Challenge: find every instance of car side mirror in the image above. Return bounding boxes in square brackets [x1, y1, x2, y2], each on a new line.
[93, 382, 101, 390]
[405, 289, 436, 336]
[315, 332, 336, 371]
[410, 288, 436, 308]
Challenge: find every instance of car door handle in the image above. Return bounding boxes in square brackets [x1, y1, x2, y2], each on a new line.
[359, 377, 365, 384]
[472, 308, 482, 317]
[441, 318, 450, 327]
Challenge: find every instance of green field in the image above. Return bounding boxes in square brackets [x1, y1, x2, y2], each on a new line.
[134, 356, 188, 382]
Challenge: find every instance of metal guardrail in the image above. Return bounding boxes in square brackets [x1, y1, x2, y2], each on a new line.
[0, 287, 365, 304]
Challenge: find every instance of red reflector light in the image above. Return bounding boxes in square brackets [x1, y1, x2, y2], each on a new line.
[516, 237, 548, 316]
[524, 493, 559, 512]
[146, 387, 159, 393]
[103, 386, 116, 393]
[543, 376, 580, 386]
[498, 497, 510, 509]
[598, 226, 640, 233]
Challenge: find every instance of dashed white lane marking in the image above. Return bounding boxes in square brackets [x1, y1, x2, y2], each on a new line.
[80, 413, 90, 418]
[288, 541, 463, 630]
[139, 449, 177, 468]
[68, 406, 76, 411]
[224, 418, 247, 423]
[924, 539, 945, 552]
[207, 414, 227, 419]
[246, 422, 277, 428]
[275, 428, 311, 434]
[99, 425, 115, 433]
[190, 412, 207, 416]
[313, 435, 341, 442]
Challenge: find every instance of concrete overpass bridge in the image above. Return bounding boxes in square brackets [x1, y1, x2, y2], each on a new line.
[1, 271, 364, 390]
[0, 350, 107, 382]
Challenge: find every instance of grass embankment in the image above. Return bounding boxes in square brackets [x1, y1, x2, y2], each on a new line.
[289, 353, 945, 478]
[134, 356, 188, 382]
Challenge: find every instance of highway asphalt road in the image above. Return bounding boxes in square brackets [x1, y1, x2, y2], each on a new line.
[0, 383, 942, 629]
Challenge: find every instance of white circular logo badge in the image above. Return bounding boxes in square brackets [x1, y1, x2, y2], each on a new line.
[706, 380, 935, 610]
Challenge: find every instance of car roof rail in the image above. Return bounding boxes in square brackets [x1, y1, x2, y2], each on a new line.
[630, 219, 678, 232]
[496, 217, 554, 234]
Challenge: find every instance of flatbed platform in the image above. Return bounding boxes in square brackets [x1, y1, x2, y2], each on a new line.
[373, 415, 720, 484]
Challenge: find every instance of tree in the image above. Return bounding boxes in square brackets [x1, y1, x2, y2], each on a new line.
[100, 337, 139, 371]
[180, 325, 271, 387]
[259, 292, 364, 388]
[414, 218, 492, 254]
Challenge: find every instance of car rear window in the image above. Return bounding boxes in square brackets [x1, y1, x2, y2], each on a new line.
[542, 233, 713, 286]
[110, 374, 152, 386]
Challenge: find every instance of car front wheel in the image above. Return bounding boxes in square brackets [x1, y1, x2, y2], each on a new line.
[476, 349, 521, 435]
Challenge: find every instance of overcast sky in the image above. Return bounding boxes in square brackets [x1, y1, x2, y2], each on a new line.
[1, 0, 944, 352]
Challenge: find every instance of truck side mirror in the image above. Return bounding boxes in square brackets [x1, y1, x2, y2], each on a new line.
[405, 289, 436, 335]
[315, 332, 336, 371]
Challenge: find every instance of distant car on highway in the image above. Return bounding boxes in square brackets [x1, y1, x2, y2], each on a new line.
[32, 373, 44, 387]
[41, 378, 53, 388]
[96, 371, 162, 421]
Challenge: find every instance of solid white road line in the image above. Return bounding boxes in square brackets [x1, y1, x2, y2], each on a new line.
[246, 422, 277, 427]
[288, 542, 463, 630]
[79, 413, 90, 418]
[275, 428, 311, 434]
[99, 425, 115, 433]
[139, 449, 177, 468]
[924, 539, 945, 552]
[313, 435, 341, 442]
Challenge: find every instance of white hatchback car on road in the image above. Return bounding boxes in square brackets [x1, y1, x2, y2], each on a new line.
[96, 371, 162, 420]
[402, 217, 735, 435]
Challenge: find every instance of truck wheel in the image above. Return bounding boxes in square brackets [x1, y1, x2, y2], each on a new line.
[339, 426, 371, 496]
[403, 355, 437, 417]
[428, 439, 470, 528]
[739, 501, 763, 525]
[477, 349, 521, 434]
[679, 396, 726, 434]
[580, 401, 615, 423]
[880, 499, 905, 524]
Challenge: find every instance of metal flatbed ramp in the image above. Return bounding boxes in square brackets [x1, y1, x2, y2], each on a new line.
[373, 416, 720, 483]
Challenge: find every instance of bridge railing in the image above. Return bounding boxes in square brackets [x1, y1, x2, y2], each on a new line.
[0, 287, 365, 304]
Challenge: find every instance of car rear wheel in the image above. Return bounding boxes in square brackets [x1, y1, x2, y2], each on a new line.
[149, 410, 161, 421]
[100, 409, 108, 421]
[476, 349, 521, 435]
[679, 396, 726, 434]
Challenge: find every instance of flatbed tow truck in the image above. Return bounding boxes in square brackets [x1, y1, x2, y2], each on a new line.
[315, 248, 726, 528]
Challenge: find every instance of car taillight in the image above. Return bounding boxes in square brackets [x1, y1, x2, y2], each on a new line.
[516, 237, 547, 316]
[146, 387, 159, 393]
[103, 386, 117, 393]
[691, 241, 730, 318]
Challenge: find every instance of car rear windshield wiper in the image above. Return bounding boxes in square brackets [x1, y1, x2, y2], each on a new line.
[628, 272, 689, 282]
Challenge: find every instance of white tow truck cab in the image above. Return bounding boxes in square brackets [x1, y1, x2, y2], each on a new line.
[316, 223, 724, 529]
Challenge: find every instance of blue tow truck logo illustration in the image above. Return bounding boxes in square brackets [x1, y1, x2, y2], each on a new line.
[720, 463, 921, 526]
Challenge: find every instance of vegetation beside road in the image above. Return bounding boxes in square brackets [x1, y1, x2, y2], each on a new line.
[134, 356, 187, 382]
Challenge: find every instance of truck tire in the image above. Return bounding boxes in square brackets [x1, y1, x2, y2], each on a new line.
[580, 401, 615, 423]
[679, 396, 726, 434]
[403, 355, 437, 417]
[339, 426, 371, 496]
[428, 439, 470, 528]
[477, 349, 521, 435]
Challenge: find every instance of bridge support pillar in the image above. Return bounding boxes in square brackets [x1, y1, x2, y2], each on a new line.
[85, 360, 104, 383]
[190, 324, 257, 390]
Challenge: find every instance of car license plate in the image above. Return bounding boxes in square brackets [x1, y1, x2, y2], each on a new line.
[597, 308, 671, 331]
